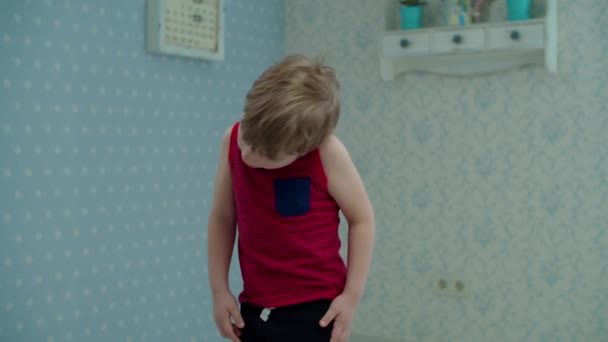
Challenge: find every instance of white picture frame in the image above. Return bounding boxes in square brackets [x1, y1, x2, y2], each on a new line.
[146, 0, 225, 61]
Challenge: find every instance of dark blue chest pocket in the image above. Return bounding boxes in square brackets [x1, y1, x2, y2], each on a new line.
[274, 177, 312, 217]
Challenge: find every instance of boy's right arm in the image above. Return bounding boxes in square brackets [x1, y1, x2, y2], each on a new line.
[207, 127, 245, 341]
[207, 127, 237, 295]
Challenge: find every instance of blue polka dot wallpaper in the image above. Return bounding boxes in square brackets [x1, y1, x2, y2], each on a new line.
[0, 0, 283, 341]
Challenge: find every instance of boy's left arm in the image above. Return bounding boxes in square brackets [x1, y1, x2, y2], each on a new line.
[319, 136, 375, 342]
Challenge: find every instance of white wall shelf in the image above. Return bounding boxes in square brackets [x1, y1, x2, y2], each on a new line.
[379, 0, 557, 80]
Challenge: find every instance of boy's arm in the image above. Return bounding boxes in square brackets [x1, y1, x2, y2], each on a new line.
[320, 135, 375, 300]
[207, 128, 237, 295]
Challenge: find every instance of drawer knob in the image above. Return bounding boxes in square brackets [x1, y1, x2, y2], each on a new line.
[453, 34, 463, 44]
[400, 38, 410, 48]
[510, 30, 521, 40]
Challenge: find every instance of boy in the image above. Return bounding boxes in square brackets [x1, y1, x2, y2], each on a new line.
[207, 55, 375, 342]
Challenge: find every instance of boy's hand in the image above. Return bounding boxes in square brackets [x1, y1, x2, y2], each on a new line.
[319, 292, 359, 342]
[212, 290, 245, 342]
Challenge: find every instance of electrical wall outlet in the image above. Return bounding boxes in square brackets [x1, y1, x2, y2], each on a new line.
[432, 274, 470, 297]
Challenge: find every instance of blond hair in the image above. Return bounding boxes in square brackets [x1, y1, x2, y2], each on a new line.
[241, 54, 340, 159]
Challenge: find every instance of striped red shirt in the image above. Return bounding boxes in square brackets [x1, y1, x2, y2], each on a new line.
[228, 122, 347, 308]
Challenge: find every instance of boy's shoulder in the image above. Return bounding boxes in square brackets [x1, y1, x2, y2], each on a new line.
[223, 124, 235, 140]
[220, 125, 236, 149]
[319, 135, 353, 172]
[320, 134, 349, 155]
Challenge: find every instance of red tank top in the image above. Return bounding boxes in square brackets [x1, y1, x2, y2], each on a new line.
[228, 122, 347, 308]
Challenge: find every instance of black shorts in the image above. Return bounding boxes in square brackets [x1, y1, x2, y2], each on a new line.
[239, 299, 334, 342]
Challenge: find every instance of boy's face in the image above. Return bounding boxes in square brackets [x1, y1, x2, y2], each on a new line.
[238, 130, 300, 170]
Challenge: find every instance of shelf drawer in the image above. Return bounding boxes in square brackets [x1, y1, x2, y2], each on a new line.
[487, 24, 544, 50]
[381, 32, 431, 58]
[431, 29, 484, 54]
